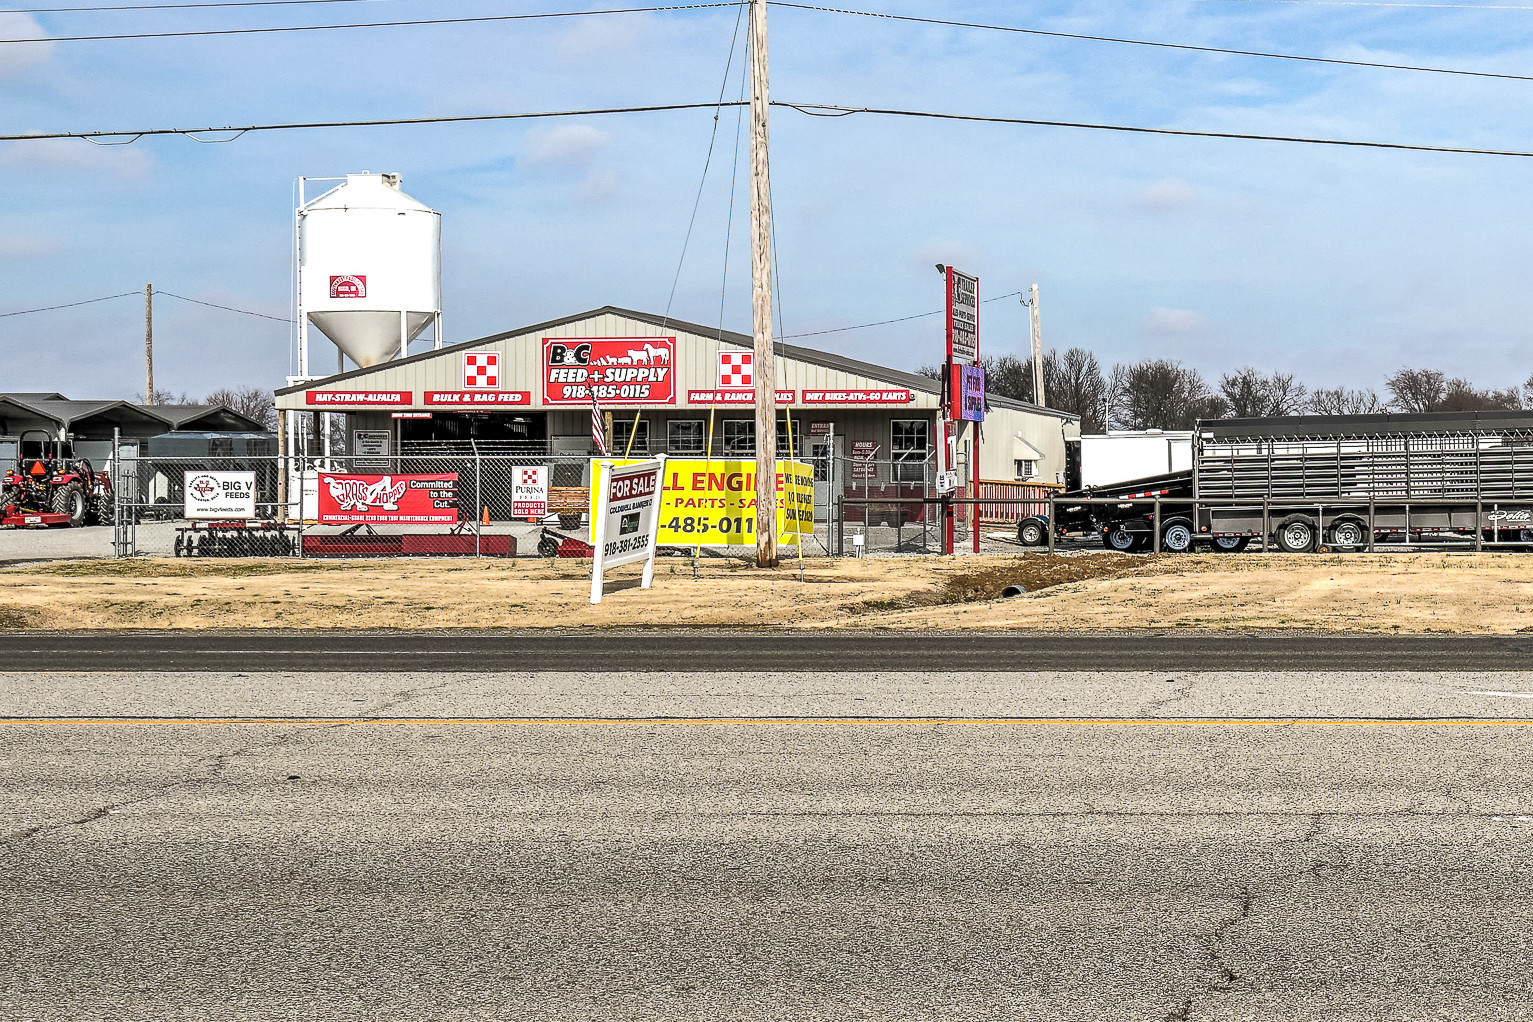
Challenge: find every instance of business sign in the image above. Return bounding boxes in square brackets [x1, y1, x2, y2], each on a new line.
[512, 466, 549, 518]
[463, 351, 499, 389]
[329, 275, 366, 299]
[850, 441, 879, 481]
[316, 472, 458, 524]
[589, 459, 813, 547]
[590, 457, 667, 604]
[183, 470, 257, 520]
[424, 391, 532, 406]
[800, 390, 912, 404]
[945, 267, 979, 366]
[352, 429, 391, 469]
[685, 390, 795, 405]
[718, 350, 753, 388]
[953, 364, 986, 422]
[809, 422, 833, 437]
[543, 337, 676, 405]
[306, 390, 411, 407]
[1483, 508, 1533, 532]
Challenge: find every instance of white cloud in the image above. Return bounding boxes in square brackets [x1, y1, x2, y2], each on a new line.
[1140, 307, 1209, 338]
[0, 11, 51, 77]
[524, 125, 609, 169]
[1134, 178, 1197, 212]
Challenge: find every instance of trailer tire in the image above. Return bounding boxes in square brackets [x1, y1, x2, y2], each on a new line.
[52, 483, 87, 527]
[1160, 520, 1195, 553]
[1104, 525, 1139, 552]
[1275, 515, 1317, 553]
[1211, 535, 1250, 553]
[1018, 519, 1047, 547]
[1328, 518, 1368, 552]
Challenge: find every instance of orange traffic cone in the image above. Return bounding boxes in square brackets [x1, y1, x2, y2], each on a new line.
[481, 506, 490, 526]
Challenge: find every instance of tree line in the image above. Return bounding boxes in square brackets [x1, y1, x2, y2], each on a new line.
[932, 353, 1531, 434]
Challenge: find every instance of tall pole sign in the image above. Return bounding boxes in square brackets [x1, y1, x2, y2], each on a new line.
[942, 266, 980, 554]
[748, 0, 778, 568]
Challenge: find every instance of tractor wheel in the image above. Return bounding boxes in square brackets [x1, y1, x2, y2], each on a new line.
[52, 483, 87, 527]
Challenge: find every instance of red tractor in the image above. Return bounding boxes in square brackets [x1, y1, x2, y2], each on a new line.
[0, 431, 113, 529]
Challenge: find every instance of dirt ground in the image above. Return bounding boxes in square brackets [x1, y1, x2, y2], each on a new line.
[2, 551, 1532, 632]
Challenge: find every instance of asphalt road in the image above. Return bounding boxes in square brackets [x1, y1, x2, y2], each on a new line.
[4, 640, 1533, 1020]
[6, 630, 1533, 672]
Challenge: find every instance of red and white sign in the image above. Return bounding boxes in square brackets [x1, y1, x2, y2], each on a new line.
[317, 472, 458, 525]
[424, 391, 532, 406]
[306, 390, 411, 406]
[718, 350, 753, 388]
[686, 390, 795, 405]
[542, 337, 675, 405]
[512, 465, 549, 518]
[463, 351, 500, 389]
[392, 412, 432, 419]
[329, 275, 367, 299]
[801, 390, 913, 404]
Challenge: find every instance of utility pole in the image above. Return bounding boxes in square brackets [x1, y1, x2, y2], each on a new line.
[144, 283, 155, 404]
[748, 0, 778, 568]
[1028, 283, 1044, 407]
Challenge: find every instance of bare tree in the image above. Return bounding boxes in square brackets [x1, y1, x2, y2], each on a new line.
[1045, 347, 1109, 433]
[205, 385, 278, 431]
[1110, 359, 1226, 430]
[1308, 387, 1383, 415]
[1218, 368, 1309, 418]
[137, 388, 191, 405]
[1438, 378, 1521, 411]
[1384, 368, 1447, 412]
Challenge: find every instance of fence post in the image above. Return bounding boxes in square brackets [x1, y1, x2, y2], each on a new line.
[1476, 500, 1484, 552]
[1261, 497, 1270, 554]
[475, 449, 482, 558]
[1368, 497, 1375, 553]
[297, 457, 306, 559]
[836, 496, 844, 557]
[1047, 493, 1055, 554]
[1153, 496, 1161, 554]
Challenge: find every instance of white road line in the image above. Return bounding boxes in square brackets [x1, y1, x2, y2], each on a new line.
[1465, 690, 1533, 698]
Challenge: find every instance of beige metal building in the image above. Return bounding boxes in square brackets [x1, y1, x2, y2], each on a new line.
[274, 306, 1079, 492]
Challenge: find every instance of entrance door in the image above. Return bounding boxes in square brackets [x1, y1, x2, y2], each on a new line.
[809, 435, 843, 521]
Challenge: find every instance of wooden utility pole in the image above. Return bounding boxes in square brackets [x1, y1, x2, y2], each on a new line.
[748, 0, 778, 567]
[1029, 283, 1044, 407]
[144, 283, 155, 404]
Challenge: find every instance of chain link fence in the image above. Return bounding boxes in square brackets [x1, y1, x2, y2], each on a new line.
[109, 451, 1057, 559]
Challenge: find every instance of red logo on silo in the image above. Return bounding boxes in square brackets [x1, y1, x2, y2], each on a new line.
[329, 275, 367, 299]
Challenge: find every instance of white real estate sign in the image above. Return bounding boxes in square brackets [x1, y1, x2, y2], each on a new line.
[590, 456, 666, 604]
[184, 470, 257, 520]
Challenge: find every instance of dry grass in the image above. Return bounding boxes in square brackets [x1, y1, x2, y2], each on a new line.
[3, 551, 1533, 632]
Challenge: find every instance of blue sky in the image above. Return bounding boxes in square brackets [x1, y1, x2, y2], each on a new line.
[4, 0, 1533, 400]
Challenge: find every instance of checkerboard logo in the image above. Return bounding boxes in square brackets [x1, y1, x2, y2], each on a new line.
[464, 351, 499, 389]
[718, 350, 753, 389]
[519, 468, 540, 486]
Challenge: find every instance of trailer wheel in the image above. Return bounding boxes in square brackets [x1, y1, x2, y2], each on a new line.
[1328, 519, 1368, 552]
[1160, 520, 1194, 553]
[1018, 519, 1046, 547]
[1104, 525, 1139, 552]
[1211, 535, 1250, 553]
[1275, 515, 1317, 553]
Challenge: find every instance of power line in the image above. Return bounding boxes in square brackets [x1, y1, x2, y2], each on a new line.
[0, 291, 137, 318]
[769, 2, 1533, 84]
[158, 291, 290, 322]
[0, 3, 742, 44]
[7, 99, 1532, 159]
[781, 291, 1023, 340]
[781, 102, 1533, 157]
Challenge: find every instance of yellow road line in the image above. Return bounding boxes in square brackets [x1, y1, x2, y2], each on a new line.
[1, 717, 1532, 727]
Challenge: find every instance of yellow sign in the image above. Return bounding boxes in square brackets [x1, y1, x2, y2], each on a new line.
[590, 459, 814, 546]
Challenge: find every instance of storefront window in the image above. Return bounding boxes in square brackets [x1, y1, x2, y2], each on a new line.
[612, 418, 649, 455]
[668, 420, 704, 455]
[723, 420, 754, 456]
[892, 420, 930, 483]
[777, 421, 800, 459]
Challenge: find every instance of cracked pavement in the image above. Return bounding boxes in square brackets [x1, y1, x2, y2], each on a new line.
[3, 654, 1533, 1020]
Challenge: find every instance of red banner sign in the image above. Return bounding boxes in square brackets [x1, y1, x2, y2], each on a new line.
[685, 389, 795, 405]
[306, 390, 411, 407]
[800, 389, 913, 404]
[424, 391, 532, 406]
[542, 337, 675, 405]
[317, 473, 458, 524]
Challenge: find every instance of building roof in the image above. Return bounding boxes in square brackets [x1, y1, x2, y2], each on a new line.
[0, 394, 267, 434]
[275, 305, 1081, 422]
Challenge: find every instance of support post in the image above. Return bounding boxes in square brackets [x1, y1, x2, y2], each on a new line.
[748, 0, 778, 568]
[1029, 283, 1044, 407]
[277, 408, 288, 523]
[971, 423, 981, 554]
[144, 284, 154, 403]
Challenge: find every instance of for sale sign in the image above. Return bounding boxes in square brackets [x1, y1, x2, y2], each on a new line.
[590, 456, 667, 604]
[512, 466, 549, 518]
[184, 470, 257, 520]
[588, 459, 815, 547]
[543, 337, 675, 405]
[317, 472, 458, 524]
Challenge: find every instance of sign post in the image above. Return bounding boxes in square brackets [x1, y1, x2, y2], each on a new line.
[942, 265, 980, 555]
[590, 456, 667, 604]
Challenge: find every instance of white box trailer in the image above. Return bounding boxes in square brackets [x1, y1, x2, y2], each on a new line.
[1079, 431, 1192, 488]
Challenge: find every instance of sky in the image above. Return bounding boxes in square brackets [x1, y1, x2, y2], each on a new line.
[5, 0, 1533, 402]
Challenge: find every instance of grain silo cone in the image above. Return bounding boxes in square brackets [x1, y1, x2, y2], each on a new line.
[298, 172, 442, 368]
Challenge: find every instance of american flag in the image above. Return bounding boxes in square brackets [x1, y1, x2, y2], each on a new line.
[590, 390, 608, 455]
